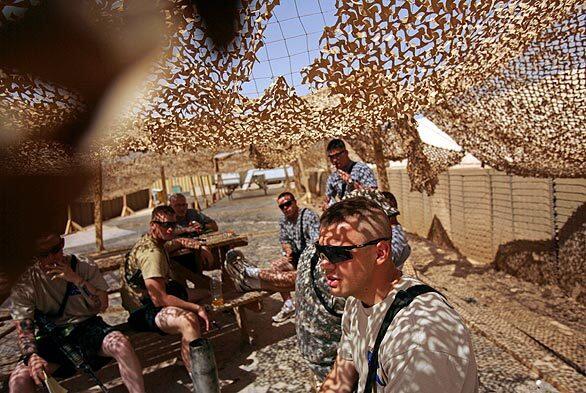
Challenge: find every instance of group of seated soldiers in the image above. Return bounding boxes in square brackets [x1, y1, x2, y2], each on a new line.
[8, 194, 220, 393]
[8, 138, 478, 393]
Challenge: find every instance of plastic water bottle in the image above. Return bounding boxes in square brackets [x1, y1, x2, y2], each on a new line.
[210, 270, 224, 307]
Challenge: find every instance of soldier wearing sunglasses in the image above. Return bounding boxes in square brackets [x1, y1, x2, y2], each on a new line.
[9, 234, 145, 393]
[318, 198, 478, 393]
[224, 191, 320, 323]
[323, 139, 378, 208]
[295, 189, 408, 385]
[120, 205, 213, 389]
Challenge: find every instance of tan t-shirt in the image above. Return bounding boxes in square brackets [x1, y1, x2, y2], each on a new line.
[338, 275, 478, 393]
[10, 255, 108, 326]
[120, 234, 171, 312]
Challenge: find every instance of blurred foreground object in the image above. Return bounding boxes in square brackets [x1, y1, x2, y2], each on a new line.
[0, 0, 240, 298]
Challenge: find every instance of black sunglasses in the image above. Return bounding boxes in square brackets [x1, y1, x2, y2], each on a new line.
[152, 220, 177, 229]
[327, 150, 346, 160]
[278, 200, 295, 210]
[38, 239, 65, 258]
[315, 237, 391, 264]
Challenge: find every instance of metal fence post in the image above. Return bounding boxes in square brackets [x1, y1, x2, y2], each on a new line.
[549, 178, 560, 265]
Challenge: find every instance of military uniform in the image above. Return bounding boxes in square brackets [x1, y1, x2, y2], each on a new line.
[11, 255, 114, 376]
[279, 207, 320, 266]
[177, 208, 215, 232]
[295, 190, 411, 380]
[295, 245, 345, 380]
[120, 234, 187, 333]
[325, 161, 378, 204]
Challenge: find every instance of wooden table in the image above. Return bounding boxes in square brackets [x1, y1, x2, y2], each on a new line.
[209, 290, 270, 345]
[92, 233, 264, 346]
[169, 232, 269, 345]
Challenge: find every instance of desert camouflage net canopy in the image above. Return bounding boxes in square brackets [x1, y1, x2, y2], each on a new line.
[304, 0, 585, 190]
[1, 0, 584, 195]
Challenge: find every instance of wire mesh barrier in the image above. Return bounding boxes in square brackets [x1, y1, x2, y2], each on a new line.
[388, 168, 586, 300]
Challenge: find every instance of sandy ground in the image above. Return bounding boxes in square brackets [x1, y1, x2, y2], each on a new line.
[1, 186, 583, 392]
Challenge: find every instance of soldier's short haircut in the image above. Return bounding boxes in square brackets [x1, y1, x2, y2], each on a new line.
[151, 205, 175, 220]
[320, 197, 388, 230]
[326, 138, 346, 152]
[380, 191, 398, 209]
[277, 191, 295, 201]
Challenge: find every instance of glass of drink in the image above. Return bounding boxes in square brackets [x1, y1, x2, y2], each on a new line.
[210, 270, 224, 307]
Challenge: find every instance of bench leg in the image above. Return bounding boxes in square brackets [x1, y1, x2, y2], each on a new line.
[233, 306, 254, 346]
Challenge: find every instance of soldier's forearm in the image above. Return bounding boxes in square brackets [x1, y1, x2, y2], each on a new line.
[15, 319, 37, 357]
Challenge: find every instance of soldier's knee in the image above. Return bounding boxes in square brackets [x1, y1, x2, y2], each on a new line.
[104, 331, 134, 358]
[178, 312, 201, 335]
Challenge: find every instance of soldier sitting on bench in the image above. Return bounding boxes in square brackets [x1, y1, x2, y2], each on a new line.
[120, 205, 215, 389]
[9, 234, 145, 393]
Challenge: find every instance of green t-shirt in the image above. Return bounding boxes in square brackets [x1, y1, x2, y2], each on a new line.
[120, 234, 171, 312]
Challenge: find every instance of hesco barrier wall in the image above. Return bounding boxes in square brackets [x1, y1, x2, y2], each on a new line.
[387, 168, 585, 301]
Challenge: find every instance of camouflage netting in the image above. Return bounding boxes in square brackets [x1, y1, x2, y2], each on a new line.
[304, 0, 585, 191]
[1, 0, 584, 195]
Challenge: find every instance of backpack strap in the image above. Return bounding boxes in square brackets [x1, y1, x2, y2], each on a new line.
[310, 251, 342, 318]
[298, 208, 307, 252]
[55, 255, 79, 318]
[340, 161, 357, 199]
[124, 252, 146, 289]
[364, 284, 445, 393]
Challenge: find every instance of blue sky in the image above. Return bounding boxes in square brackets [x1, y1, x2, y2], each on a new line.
[240, 0, 337, 98]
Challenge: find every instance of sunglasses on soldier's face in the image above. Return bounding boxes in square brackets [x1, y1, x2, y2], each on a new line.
[315, 237, 391, 264]
[278, 200, 294, 210]
[327, 150, 346, 161]
[152, 221, 177, 229]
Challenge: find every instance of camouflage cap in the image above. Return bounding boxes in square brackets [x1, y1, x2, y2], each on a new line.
[342, 189, 400, 217]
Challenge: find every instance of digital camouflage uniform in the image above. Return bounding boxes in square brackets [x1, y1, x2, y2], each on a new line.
[325, 161, 378, 204]
[295, 244, 345, 380]
[278, 208, 320, 256]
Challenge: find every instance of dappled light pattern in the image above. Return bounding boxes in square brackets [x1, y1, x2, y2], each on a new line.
[305, 0, 585, 191]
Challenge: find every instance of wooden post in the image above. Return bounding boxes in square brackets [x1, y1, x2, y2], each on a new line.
[160, 166, 168, 205]
[199, 175, 210, 208]
[93, 163, 104, 251]
[190, 175, 202, 210]
[120, 194, 135, 217]
[206, 175, 215, 203]
[296, 157, 313, 204]
[372, 135, 390, 192]
[283, 166, 291, 190]
[64, 205, 83, 235]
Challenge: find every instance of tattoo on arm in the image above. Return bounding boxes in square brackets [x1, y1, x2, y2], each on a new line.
[15, 319, 37, 356]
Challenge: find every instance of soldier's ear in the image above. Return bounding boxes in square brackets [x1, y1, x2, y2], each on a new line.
[375, 241, 391, 265]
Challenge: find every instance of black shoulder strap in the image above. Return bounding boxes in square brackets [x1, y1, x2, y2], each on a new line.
[298, 208, 307, 251]
[55, 255, 78, 318]
[364, 284, 444, 393]
[310, 251, 342, 318]
[340, 161, 357, 199]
